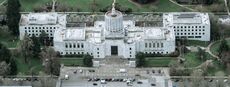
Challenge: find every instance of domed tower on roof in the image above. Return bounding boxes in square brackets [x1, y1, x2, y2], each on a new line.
[104, 0, 124, 38]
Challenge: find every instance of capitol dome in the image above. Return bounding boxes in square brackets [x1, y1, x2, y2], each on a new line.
[104, 1, 124, 35]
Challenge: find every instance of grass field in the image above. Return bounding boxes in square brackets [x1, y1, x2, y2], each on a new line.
[20, 0, 186, 12]
[186, 40, 210, 47]
[183, 52, 202, 68]
[145, 57, 176, 67]
[0, 39, 19, 48]
[60, 58, 83, 66]
[15, 57, 43, 75]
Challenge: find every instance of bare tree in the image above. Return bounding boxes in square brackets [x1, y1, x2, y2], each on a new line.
[40, 47, 60, 76]
[19, 34, 33, 63]
[0, 61, 10, 76]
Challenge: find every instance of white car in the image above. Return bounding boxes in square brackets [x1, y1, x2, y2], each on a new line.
[118, 69, 126, 73]
[101, 79, 106, 84]
[64, 75, 69, 80]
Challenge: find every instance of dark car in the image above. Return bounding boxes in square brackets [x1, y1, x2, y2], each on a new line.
[93, 83, 97, 86]
[88, 79, 92, 82]
[152, 70, 155, 74]
[151, 83, 156, 86]
[137, 81, 143, 84]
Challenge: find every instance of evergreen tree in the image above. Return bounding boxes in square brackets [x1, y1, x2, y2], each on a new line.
[31, 34, 41, 58]
[197, 47, 206, 62]
[136, 52, 145, 67]
[83, 54, 93, 67]
[0, 43, 17, 75]
[39, 30, 48, 46]
[6, 0, 21, 36]
[9, 58, 17, 75]
[0, 43, 11, 63]
[137, 0, 149, 4]
[218, 39, 229, 55]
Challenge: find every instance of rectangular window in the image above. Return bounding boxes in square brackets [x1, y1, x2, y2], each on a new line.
[77, 43, 80, 48]
[149, 43, 151, 48]
[195, 36, 201, 38]
[65, 43, 68, 48]
[81, 43, 84, 48]
[145, 43, 147, 48]
[161, 43, 163, 48]
[73, 43, 76, 48]
[69, 43, 72, 48]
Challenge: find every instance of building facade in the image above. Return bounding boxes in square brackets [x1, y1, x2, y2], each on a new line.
[19, 11, 211, 59]
[53, 7, 175, 59]
[163, 12, 210, 41]
[19, 12, 66, 40]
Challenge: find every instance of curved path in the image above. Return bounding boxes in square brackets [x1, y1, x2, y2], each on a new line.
[168, 0, 196, 11]
[224, 0, 230, 15]
[0, 0, 6, 6]
[206, 41, 220, 60]
[206, 37, 230, 60]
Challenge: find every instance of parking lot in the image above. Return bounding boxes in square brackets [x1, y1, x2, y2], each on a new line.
[58, 58, 172, 87]
[59, 67, 171, 87]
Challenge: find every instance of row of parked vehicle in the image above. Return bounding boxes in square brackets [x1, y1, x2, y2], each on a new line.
[88, 78, 136, 83]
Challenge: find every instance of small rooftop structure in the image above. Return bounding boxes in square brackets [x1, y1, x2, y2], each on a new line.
[63, 28, 86, 40]
[163, 12, 210, 26]
[173, 13, 202, 24]
[20, 12, 66, 26]
[28, 13, 57, 25]
[143, 27, 174, 40]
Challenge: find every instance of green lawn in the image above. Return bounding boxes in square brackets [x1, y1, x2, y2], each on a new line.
[186, 40, 210, 47]
[60, 58, 83, 66]
[145, 57, 176, 67]
[0, 39, 20, 48]
[183, 52, 202, 68]
[206, 60, 226, 76]
[20, 0, 186, 12]
[210, 39, 230, 55]
[15, 57, 43, 75]
[0, 26, 19, 48]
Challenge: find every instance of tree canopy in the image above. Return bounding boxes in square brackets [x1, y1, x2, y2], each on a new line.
[83, 54, 93, 67]
[40, 47, 60, 76]
[136, 52, 146, 67]
[6, 0, 21, 36]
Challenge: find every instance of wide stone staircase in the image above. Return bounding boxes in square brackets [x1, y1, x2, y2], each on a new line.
[94, 56, 134, 68]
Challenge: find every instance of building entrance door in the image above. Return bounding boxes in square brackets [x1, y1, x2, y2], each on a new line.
[111, 46, 118, 55]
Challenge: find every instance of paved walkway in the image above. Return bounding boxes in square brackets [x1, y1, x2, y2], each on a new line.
[206, 41, 220, 60]
[186, 37, 230, 61]
[0, 0, 6, 6]
[206, 38, 230, 60]
[168, 0, 196, 11]
[224, 0, 230, 15]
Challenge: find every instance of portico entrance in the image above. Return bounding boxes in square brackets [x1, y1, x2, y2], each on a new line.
[111, 46, 118, 55]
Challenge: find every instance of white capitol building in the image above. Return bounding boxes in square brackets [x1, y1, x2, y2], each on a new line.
[19, 4, 210, 59]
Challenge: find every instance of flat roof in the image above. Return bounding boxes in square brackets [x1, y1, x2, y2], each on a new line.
[173, 13, 202, 24]
[20, 12, 66, 26]
[64, 28, 85, 40]
[163, 12, 210, 26]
